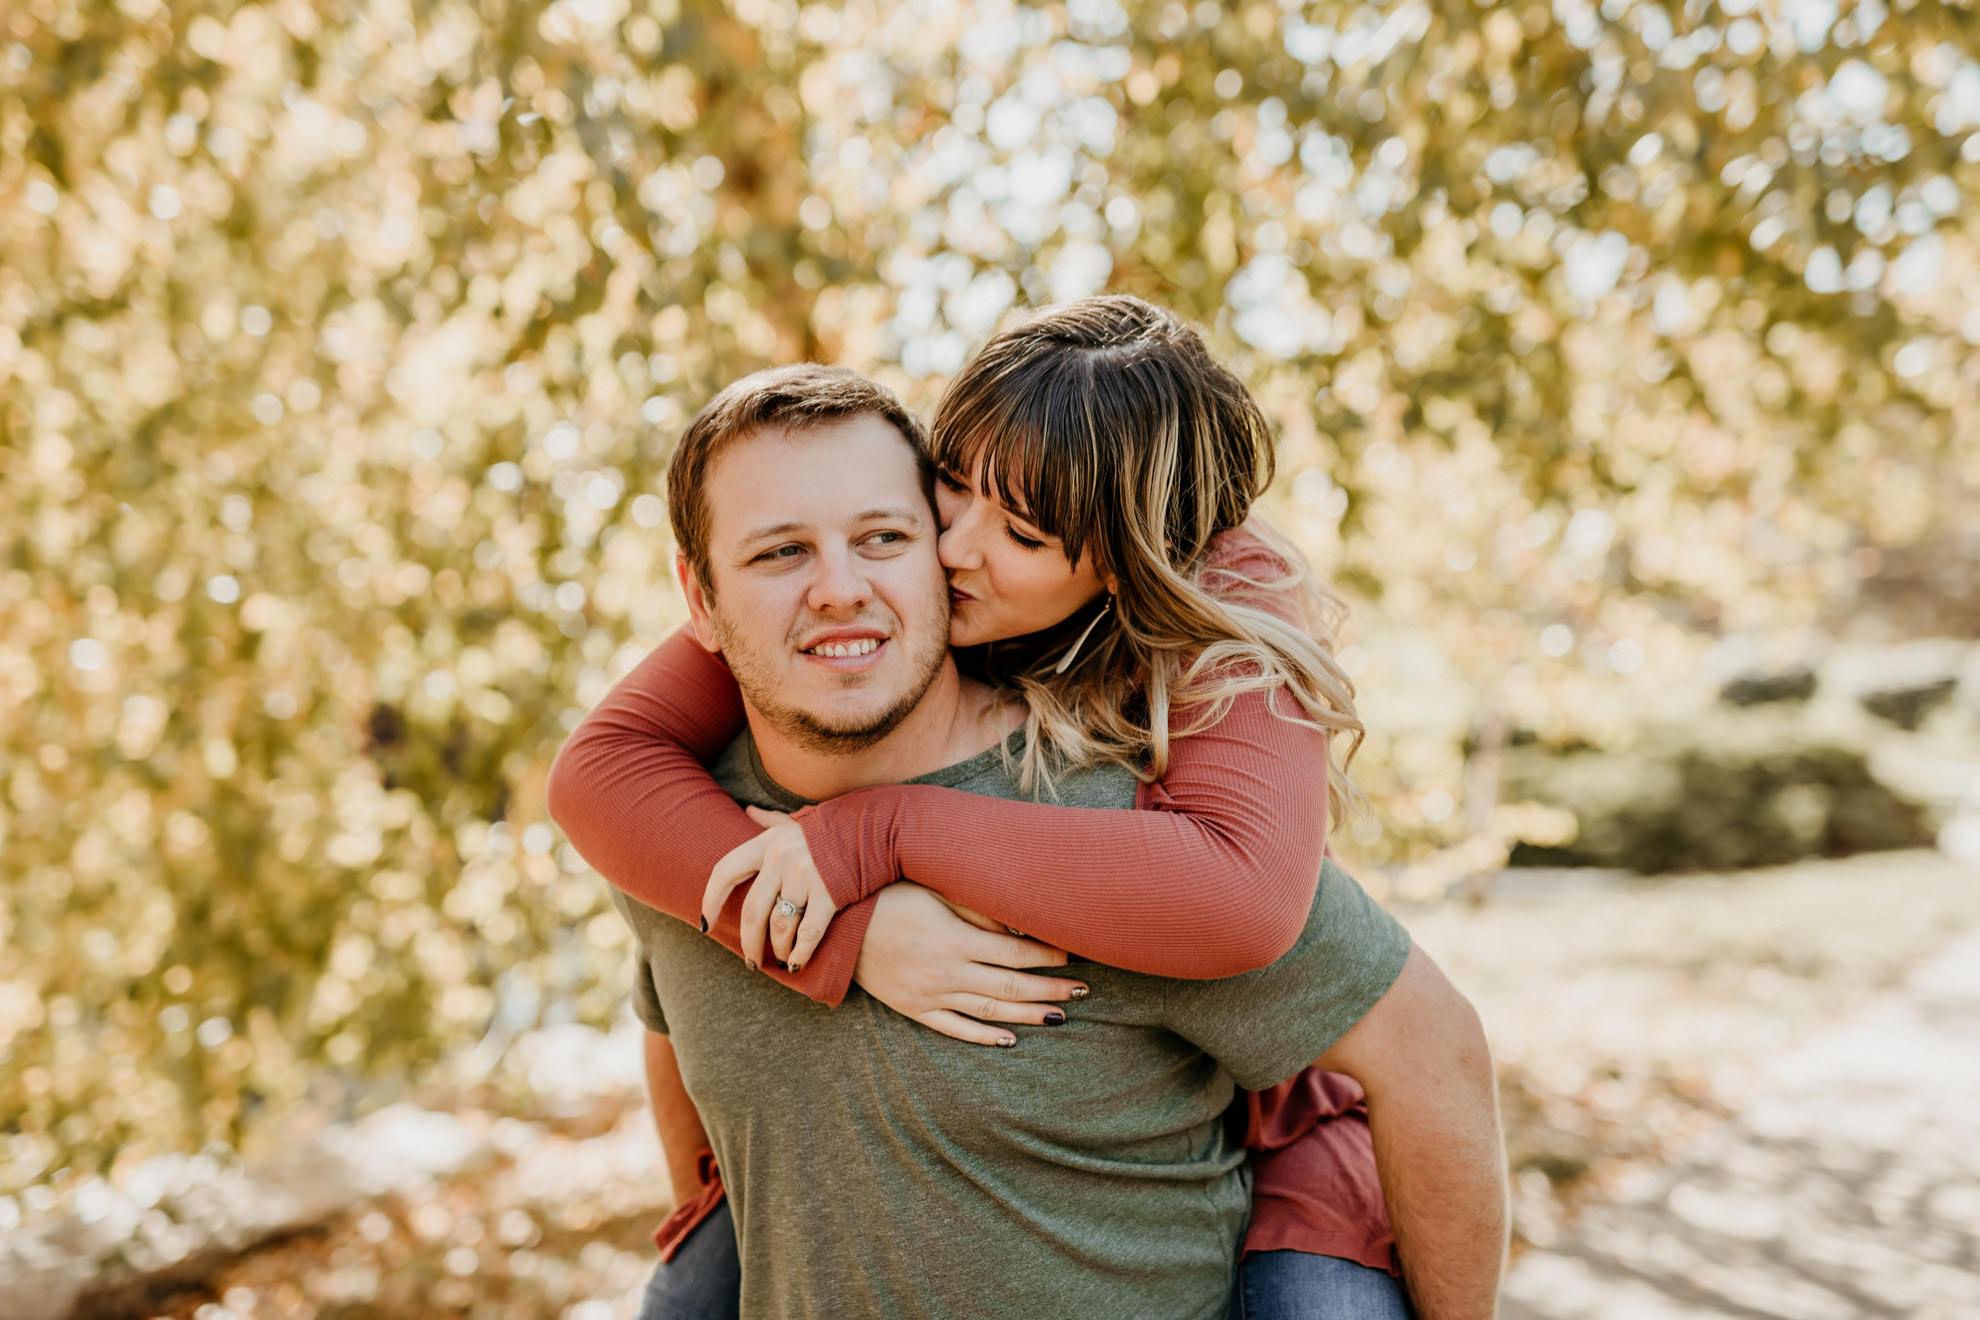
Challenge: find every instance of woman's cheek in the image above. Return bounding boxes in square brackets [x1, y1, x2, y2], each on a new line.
[953, 616, 999, 647]
[946, 600, 984, 646]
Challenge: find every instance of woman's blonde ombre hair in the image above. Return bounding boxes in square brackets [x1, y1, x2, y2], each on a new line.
[932, 295, 1363, 820]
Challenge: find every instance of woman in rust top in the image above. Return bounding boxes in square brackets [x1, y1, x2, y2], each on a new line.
[549, 296, 1409, 1317]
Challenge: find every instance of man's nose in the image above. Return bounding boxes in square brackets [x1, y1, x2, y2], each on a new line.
[805, 544, 873, 613]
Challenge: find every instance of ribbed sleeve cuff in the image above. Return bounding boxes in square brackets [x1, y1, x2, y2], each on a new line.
[765, 890, 876, 1007]
[799, 791, 905, 908]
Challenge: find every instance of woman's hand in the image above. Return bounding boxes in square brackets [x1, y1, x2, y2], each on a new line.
[703, 806, 840, 972]
[855, 884, 1089, 1047]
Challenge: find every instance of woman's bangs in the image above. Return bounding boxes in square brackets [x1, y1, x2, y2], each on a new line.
[935, 388, 1098, 563]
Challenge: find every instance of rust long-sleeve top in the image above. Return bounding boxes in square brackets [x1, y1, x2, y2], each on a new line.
[545, 527, 1333, 1003]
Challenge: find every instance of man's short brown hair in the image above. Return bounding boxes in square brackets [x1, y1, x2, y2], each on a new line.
[667, 365, 929, 589]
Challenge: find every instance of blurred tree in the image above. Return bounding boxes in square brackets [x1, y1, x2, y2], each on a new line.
[1, 0, 1974, 1190]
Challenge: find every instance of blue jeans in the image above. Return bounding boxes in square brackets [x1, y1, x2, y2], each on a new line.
[1231, 1249, 1415, 1320]
[636, 1198, 741, 1320]
[637, 1200, 1410, 1319]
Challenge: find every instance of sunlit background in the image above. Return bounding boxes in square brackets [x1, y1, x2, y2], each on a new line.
[4, 0, 1978, 1314]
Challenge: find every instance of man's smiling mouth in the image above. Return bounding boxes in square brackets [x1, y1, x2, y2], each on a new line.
[804, 638, 881, 658]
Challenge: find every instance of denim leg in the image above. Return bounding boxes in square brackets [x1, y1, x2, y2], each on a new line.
[1233, 1249, 1415, 1320]
[636, 1198, 742, 1320]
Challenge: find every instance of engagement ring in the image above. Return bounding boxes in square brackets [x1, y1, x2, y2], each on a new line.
[774, 898, 802, 921]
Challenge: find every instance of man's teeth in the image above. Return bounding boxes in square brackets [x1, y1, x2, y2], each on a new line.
[808, 639, 880, 658]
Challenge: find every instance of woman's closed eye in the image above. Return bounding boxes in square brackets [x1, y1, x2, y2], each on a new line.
[937, 464, 1048, 549]
[1003, 526, 1046, 551]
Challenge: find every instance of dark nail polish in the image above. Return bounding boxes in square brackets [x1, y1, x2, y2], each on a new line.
[788, 961, 803, 974]
[1068, 986, 1090, 1000]
[1044, 1010, 1066, 1026]
[996, 1036, 1017, 1048]
[699, 916, 709, 934]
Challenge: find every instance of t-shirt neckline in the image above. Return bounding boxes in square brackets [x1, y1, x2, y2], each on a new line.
[740, 726, 1030, 811]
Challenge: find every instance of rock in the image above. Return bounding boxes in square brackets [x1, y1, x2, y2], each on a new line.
[1501, 640, 1980, 875]
[1817, 638, 1970, 708]
[1504, 712, 1937, 873]
[1860, 676, 1957, 731]
[1719, 667, 1817, 708]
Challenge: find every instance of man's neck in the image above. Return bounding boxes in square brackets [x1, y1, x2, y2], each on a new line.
[746, 662, 1016, 802]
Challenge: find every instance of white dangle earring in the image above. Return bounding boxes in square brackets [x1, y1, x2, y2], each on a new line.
[1053, 595, 1114, 674]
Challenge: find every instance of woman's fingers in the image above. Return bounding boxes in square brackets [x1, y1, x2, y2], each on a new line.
[736, 871, 785, 971]
[1003, 968, 1089, 1003]
[954, 962, 1088, 1008]
[786, 896, 837, 973]
[917, 1010, 1019, 1049]
[943, 900, 1006, 935]
[768, 888, 805, 965]
[924, 958, 1093, 1035]
[936, 992, 1070, 1027]
[703, 833, 769, 934]
[963, 927, 1070, 971]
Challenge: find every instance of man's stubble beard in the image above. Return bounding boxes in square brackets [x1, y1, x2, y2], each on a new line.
[710, 593, 952, 755]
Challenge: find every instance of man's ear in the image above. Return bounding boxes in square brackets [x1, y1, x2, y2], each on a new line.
[675, 553, 721, 653]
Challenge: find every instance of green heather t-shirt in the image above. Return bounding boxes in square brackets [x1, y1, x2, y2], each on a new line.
[613, 732, 1412, 1320]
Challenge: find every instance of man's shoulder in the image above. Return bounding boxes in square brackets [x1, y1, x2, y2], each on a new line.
[606, 883, 693, 953]
[925, 735, 1141, 811]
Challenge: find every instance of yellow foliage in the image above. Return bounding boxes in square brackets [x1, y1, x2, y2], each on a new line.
[2, 0, 1975, 1192]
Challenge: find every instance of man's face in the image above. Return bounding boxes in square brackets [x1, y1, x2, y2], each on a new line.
[682, 414, 951, 752]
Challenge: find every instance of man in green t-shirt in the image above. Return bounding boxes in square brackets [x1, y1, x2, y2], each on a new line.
[606, 367, 1507, 1319]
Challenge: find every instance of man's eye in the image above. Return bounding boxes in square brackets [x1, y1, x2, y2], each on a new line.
[867, 530, 907, 546]
[1003, 526, 1046, 551]
[754, 545, 804, 563]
